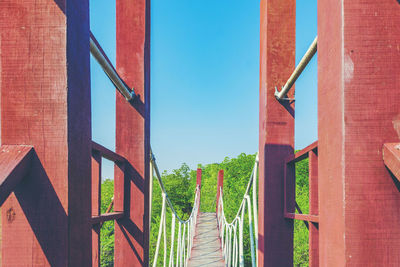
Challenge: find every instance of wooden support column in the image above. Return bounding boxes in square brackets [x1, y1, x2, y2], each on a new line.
[196, 168, 202, 188]
[318, 0, 400, 265]
[114, 0, 151, 266]
[92, 152, 102, 267]
[216, 170, 224, 214]
[259, 0, 296, 266]
[308, 149, 318, 267]
[197, 168, 202, 210]
[0, 0, 91, 266]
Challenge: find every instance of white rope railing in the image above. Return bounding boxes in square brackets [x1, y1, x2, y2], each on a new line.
[150, 151, 200, 267]
[217, 154, 259, 267]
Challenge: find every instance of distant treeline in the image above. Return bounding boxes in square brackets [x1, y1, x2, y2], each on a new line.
[99, 152, 310, 266]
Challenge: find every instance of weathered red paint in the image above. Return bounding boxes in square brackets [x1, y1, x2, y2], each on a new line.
[92, 151, 102, 267]
[0, 0, 91, 265]
[216, 170, 224, 214]
[114, 0, 151, 265]
[383, 143, 400, 182]
[259, 0, 295, 265]
[309, 150, 318, 267]
[0, 146, 34, 206]
[318, 0, 400, 265]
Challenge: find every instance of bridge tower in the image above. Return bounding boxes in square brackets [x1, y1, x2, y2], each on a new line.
[259, 0, 400, 266]
[0, 0, 150, 266]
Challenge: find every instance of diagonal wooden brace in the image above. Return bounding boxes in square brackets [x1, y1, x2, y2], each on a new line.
[383, 143, 400, 182]
[0, 145, 34, 206]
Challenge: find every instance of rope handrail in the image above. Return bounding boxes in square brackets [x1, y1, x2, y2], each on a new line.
[150, 149, 200, 267]
[217, 154, 259, 267]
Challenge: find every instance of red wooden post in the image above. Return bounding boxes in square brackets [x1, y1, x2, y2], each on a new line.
[308, 149, 318, 267]
[114, 0, 151, 265]
[92, 152, 102, 267]
[196, 168, 202, 188]
[0, 0, 91, 265]
[197, 168, 202, 211]
[259, 0, 295, 266]
[216, 170, 224, 214]
[318, 0, 400, 265]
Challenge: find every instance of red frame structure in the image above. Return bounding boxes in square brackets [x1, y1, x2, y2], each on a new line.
[0, 0, 400, 266]
[259, 0, 400, 266]
[284, 141, 319, 266]
[0, 0, 150, 265]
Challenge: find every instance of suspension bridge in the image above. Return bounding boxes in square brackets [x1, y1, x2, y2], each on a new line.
[0, 0, 399, 266]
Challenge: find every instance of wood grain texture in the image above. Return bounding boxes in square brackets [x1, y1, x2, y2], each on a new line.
[188, 213, 225, 267]
[0, 145, 34, 206]
[114, 0, 151, 265]
[0, 0, 91, 265]
[318, 0, 400, 265]
[259, 0, 295, 266]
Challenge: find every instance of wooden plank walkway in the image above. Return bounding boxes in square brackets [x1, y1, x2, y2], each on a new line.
[188, 212, 225, 267]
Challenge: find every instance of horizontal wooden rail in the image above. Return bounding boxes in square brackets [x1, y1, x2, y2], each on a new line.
[91, 212, 124, 225]
[286, 140, 318, 164]
[0, 145, 35, 206]
[284, 212, 319, 223]
[383, 143, 400, 182]
[92, 141, 126, 163]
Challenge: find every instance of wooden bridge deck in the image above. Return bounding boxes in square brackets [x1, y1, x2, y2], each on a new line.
[188, 212, 225, 267]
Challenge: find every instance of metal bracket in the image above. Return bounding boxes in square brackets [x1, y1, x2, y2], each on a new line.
[275, 87, 295, 101]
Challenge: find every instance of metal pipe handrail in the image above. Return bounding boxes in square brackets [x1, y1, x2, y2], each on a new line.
[89, 32, 135, 101]
[275, 36, 318, 101]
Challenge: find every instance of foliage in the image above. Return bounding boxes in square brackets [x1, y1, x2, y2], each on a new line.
[99, 153, 311, 266]
[100, 179, 115, 267]
[294, 158, 310, 266]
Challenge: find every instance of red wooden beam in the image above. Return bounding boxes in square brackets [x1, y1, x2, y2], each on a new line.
[92, 141, 126, 163]
[308, 150, 319, 267]
[318, 0, 400, 265]
[91, 151, 102, 267]
[0, 0, 91, 265]
[285, 141, 318, 164]
[383, 143, 400, 182]
[284, 213, 319, 223]
[114, 0, 151, 265]
[259, 0, 295, 265]
[91, 212, 124, 225]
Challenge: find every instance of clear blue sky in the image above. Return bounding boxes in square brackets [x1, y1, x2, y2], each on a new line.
[90, 0, 317, 178]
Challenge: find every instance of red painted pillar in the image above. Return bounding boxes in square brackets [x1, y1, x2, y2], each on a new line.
[92, 152, 102, 267]
[259, 0, 296, 266]
[114, 0, 151, 266]
[318, 0, 400, 265]
[0, 0, 91, 266]
[308, 150, 318, 267]
[196, 168, 202, 188]
[216, 170, 224, 214]
[197, 168, 202, 211]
